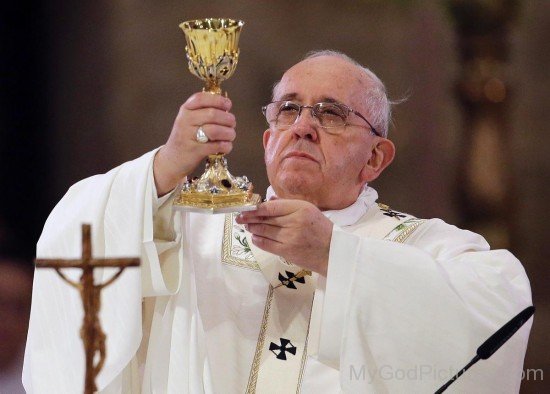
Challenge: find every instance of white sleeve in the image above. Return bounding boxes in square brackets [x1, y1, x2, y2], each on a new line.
[141, 168, 181, 297]
[317, 220, 532, 393]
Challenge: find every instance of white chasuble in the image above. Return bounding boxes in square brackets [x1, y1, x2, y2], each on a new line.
[24, 150, 533, 394]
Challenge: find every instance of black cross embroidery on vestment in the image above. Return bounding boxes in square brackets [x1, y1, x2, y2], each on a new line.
[278, 270, 306, 289]
[269, 338, 297, 360]
[381, 207, 406, 220]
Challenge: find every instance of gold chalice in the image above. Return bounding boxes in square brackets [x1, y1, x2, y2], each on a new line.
[174, 18, 261, 213]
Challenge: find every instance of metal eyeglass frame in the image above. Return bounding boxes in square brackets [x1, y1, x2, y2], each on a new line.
[261, 100, 381, 137]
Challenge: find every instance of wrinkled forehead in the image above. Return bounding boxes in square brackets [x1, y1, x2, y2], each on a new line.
[273, 56, 372, 108]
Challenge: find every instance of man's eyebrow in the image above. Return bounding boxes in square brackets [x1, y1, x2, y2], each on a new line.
[275, 94, 342, 104]
[320, 97, 340, 104]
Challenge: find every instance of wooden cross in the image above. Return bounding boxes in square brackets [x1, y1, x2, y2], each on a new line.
[35, 224, 140, 394]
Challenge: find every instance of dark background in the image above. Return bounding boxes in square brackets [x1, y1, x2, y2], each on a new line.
[1, 1, 548, 392]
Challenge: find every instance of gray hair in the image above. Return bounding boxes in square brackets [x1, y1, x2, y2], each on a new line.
[273, 49, 393, 138]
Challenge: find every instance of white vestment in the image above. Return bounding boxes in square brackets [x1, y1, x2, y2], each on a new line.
[23, 150, 533, 393]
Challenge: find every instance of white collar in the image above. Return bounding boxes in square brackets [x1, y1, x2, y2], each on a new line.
[265, 184, 379, 227]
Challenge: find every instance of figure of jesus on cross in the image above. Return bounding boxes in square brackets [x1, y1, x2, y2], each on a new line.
[35, 224, 140, 394]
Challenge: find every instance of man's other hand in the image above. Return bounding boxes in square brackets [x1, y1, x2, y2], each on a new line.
[236, 199, 334, 277]
[153, 92, 237, 196]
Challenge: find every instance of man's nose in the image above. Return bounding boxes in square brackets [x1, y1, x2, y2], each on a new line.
[291, 107, 319, 141]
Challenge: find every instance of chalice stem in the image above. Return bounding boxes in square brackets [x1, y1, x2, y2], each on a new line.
[204, 80, 222, 95]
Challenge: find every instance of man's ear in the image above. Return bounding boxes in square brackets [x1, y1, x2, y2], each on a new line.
[263, 129, 271, 149]
[360, 138, 396, 183]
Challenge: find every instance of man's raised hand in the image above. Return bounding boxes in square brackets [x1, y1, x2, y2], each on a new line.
[153, 92, 237, 196]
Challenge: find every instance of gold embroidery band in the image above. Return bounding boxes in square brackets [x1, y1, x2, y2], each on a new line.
[383, 218, 427, 243]
[296, 292, 315, 394]
[246, 285, 274, 393]
[222, 213, 260, 271]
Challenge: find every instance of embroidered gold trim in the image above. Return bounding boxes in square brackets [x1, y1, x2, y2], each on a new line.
[222, 213, 260, 271]
[246, 285, 274, 393]
[384, 218, 427, 244]
[296, 292, 316, 394]
[393, 220, 426, 243]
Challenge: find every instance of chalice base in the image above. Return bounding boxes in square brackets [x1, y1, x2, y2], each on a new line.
[174, 191, 261, 214]
[173, 154, 261, 214]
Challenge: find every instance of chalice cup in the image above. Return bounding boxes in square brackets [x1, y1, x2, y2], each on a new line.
[174, 18, 261, 213]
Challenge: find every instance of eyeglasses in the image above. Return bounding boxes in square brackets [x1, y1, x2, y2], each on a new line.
[262, 100, 380, 137]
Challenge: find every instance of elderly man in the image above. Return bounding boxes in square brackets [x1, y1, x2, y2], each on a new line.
[24, 51, 532, 393]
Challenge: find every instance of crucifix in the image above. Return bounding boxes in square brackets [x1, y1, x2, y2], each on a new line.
[35, 224, 140, 394]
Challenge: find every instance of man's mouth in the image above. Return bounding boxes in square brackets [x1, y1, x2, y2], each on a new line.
[283, 151, 318, 162]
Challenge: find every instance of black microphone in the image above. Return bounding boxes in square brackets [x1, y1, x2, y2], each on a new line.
[434, 305, 535, 394]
